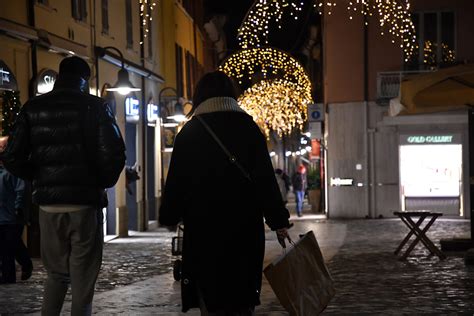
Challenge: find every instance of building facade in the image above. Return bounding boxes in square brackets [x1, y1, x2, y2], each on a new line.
[0, 0, 216, 250]
[322, 0, 474, 219]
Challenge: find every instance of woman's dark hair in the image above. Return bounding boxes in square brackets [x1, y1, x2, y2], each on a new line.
[189, 71, 238, 117]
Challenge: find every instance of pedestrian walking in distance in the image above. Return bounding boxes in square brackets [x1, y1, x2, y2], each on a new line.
[159, 71, 292, 315]
[1, 56, 126, 315]
[292, 164, 307, 217]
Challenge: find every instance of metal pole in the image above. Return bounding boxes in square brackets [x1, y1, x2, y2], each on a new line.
[139, 7, 147, 231]
[158, 87, 178, 192]
[469, 109, 474, 240]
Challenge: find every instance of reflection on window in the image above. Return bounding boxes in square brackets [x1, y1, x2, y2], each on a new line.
[126, 0, 133, 48]
[71, 0, 87, 22]
[405, 11, 456, 69]
[102, 0, 109, 34]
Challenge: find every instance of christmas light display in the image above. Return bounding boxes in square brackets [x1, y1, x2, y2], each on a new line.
[238, 0, 416, 59]
[238, 0, 305, 49]
[139, 0, 157, 42]
[420, 41, 456, 66]
[238, 79, 311, 136]
[219, 47, 312, 136]
[1, 90, 21, 136]
[219, 47, 312, 92]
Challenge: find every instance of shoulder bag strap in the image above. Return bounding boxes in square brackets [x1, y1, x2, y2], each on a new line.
[195, 115, 252, 182]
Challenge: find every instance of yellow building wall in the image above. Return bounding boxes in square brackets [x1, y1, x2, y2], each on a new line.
[34, 0, 91, 52]
[0, 36, 31, 104]
[0, 1, 29, 24]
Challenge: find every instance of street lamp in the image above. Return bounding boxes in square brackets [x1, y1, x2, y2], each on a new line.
[157, 87, 188, 192]
[96, 46, 141, 95]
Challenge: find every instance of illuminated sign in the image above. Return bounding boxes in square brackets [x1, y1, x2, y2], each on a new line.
[401, 134, 461, 145]
[407, 135, 453, 144]
[125, 96, 140, 123]
[0, 60, 18, 91]
[147, 102, 158, 126]
[36, 69, 57, 95]
[330, 177, 354, 186]
[0, 68, 10, 83]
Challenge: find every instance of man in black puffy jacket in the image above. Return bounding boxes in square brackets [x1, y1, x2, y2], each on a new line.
[2, 56, 126, 315]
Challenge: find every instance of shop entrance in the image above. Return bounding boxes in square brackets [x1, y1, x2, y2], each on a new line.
[399, 143, 462, 215]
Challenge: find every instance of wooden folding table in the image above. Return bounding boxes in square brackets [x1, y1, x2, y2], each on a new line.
[393, 211, 446, 260]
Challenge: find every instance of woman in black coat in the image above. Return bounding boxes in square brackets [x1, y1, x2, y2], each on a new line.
[159, 71, 291, 315]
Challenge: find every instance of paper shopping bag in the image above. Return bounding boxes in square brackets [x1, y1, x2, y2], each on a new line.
[263, 230, 335, 316]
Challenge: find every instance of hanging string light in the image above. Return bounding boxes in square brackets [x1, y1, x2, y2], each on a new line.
[219, 47, 312, 94]
[317, 0, 416, 59]
[238, 0, 305, 49]
[238, 79, 311, 137]
[139, 0, 158, 42]
[239, 0, 416, 59]
[219, 47, 313, 137]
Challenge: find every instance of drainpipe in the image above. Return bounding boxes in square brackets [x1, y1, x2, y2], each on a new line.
[139, 4, 147, 231]
[27, 0, 38, 98]
[363, 15, 373, 218]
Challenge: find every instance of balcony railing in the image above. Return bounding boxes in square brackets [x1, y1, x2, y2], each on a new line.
[376, 70, 433, 104]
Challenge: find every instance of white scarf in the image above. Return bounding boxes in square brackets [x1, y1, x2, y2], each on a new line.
[193, 97, 247, 116]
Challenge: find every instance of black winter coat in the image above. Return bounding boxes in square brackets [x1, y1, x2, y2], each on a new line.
[159, 109, 290, 312]
[2, 75, 126, 207]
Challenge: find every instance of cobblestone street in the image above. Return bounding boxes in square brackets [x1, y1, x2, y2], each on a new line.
[1, 207, 473, 315]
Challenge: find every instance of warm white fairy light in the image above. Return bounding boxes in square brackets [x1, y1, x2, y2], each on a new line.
[316, 0, 417, 59]
[139, 0, 158, 41]
[238, 0, 416, 59]
[238, 79, 311, 137]
[238, 0, 305, 49]
[412, 40, 456, 66]
[219, 47, 313, 137]
[219, 47, 312, 95]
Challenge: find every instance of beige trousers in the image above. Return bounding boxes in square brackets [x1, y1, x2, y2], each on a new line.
[39, 207, 103, 316]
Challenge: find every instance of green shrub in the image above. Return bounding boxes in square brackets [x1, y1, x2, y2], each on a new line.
[307, 164, 321, 190]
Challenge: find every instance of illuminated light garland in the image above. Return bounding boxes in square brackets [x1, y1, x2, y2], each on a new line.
[238, 0, 305, 49]
[238, 79, 311, 137]
[219, 47, 313, 136]
[238, 0, 416, 59]
[139, 0, 158, 43]
[219, 47, 312, 95]
[412, 40, 456, 66]
[317, 0, 417, 59]
[441, 43, 456, 64]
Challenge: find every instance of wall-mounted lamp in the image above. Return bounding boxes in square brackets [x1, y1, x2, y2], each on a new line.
[96, 46, 141, 95]
[167, 101, 187, 123]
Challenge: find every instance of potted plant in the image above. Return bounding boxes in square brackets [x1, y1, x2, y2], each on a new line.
[307, 164, 321, 213]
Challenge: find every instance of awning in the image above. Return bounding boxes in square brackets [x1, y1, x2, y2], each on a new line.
[397, 64, 474, 115]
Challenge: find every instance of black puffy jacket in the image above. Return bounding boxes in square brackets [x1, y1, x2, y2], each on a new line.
[2, 75, 126, 207]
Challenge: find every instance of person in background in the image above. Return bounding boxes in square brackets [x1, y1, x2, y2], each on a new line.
[15, 179, 33, 281]
[159, 71, 291, 316]
[292, 164, 307, 217]
[275, 168, 288, 206]
[0, 136, 26, 284]
[1, 56, 126, 315]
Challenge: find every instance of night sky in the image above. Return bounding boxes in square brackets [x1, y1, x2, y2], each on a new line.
[203, 0, 318, 55]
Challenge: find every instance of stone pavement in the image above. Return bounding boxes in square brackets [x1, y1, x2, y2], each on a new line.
[1, 204, 474, 315]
